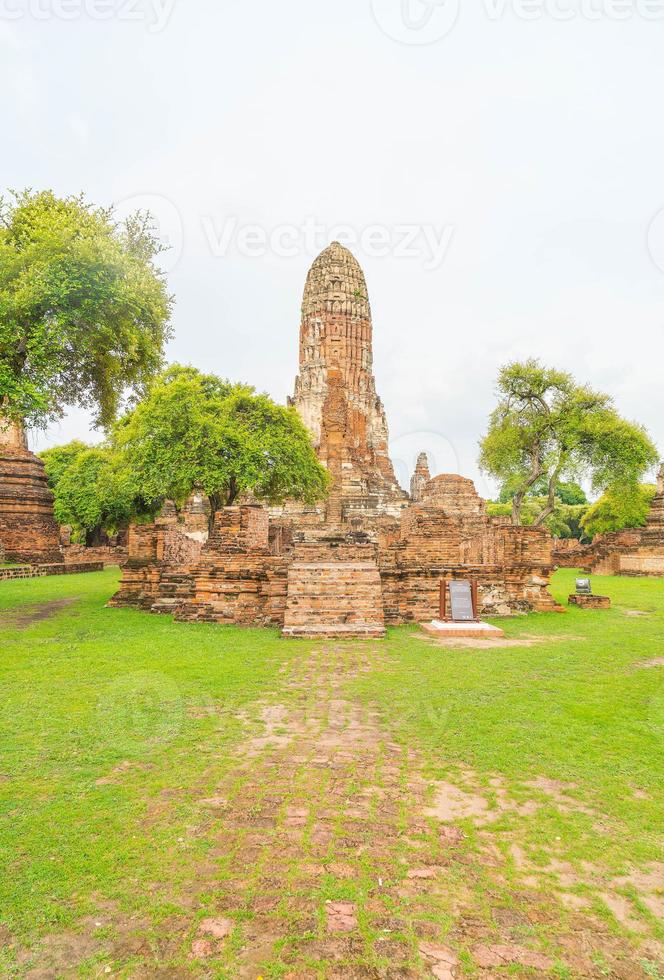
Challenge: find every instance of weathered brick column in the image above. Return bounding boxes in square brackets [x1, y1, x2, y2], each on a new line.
[0, 419, 63, 564]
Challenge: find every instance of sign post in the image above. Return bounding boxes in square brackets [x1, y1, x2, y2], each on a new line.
[439, 579, 479, 623]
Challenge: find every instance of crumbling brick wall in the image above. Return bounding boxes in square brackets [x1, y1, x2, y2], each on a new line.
[110, 499, 559, 627]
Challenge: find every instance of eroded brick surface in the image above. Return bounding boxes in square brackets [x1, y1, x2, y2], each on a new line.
[0, 420, 63, 564]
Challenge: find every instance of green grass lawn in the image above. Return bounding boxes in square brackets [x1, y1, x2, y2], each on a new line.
[0, 568, 662, 977]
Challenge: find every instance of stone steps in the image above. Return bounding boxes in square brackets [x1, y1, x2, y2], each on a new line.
[282, 624, 386, 638]
[283, 557, 385, 638]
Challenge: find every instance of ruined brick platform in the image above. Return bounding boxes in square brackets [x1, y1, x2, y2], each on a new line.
[0, 561, 104, 581]
[422, 620, 506, 638]
[568, 594, 611, 610]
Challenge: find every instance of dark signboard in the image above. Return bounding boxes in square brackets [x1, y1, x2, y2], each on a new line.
[448, 580, 476, 621]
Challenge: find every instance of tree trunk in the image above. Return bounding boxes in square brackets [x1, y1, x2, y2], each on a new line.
[533, 462, 564, 526]
[226, 476, 238, 506]
[512, 443, 543, 525]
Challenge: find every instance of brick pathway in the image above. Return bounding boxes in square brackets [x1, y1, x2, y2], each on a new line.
[179, 643, 655, 978]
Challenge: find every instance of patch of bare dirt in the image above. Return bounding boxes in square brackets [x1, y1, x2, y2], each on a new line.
[635, 657, 664, 668]
[417, 633, 539, 649]
[240, 704, 310, 756]
[426, 782, 495, 823]
[95, 760, 154, 786]
[613, 863, 664, 893]
[524, 776, 597, 816]
[189, 916, 234, 959]
[428, 770, 597, 832]
[418, 632, 588, 650]
[20, 912, 155, 978]
[2, 598, 76, 630]
[601, 893, 647, 933]
[325, 901, 358, 933]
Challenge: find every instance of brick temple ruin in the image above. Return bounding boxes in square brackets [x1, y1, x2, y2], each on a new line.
[0, 418, 127, 575]
[110, 242, 561, 635]
[582, 465, 664, 577]
[0, 419, 63, 565]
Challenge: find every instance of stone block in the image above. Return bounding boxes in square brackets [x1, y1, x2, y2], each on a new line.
[568, 594, 611, 610]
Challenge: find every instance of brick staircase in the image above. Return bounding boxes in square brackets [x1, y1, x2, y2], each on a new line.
[282, 540, 386, 638]
[150, 567, 196, 614]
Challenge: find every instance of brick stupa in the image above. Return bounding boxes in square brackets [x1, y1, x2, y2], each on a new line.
[289, 242, 408, 522]
[0, 419, 63, 564]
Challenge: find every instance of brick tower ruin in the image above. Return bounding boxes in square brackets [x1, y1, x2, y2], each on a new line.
[0, 419, 63, 564]
[289, 242, 408, 521]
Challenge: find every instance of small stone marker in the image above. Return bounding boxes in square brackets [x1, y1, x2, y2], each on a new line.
[568, 576, 611, 609]
[448, 580, 476, 622]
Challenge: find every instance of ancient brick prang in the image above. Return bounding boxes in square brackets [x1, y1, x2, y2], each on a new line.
[0, 420, 63, 564]
[289, 242, 408, 522]
[410, 452, 431, 502]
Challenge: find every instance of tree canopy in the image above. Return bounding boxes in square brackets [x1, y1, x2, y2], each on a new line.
[479, 359, 658, 526]
[111, 365, 330, 512]
[0, 189, 172, 428]
[40, 439, 89, 490]
[581, 484, 657, 540]
[40, 440, 135, 543]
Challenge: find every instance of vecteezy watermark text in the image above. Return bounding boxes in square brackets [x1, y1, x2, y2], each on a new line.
[0, 0, 177, 31]
[201, 217, 455, 271]
[371, 0, 664, 46]
[483, 0, 664, 20]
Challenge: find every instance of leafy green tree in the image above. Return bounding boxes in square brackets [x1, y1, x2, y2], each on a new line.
[581, 484, 657, 540]
[0, 189, 172, 428]
[39, 439, 89, 490]
[52, 445, 136, 544]
[112, 365, 330, 513]
[479, 359, 657, 526]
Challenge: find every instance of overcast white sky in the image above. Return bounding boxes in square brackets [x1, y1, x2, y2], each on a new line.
[2, 0, 664, 498]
